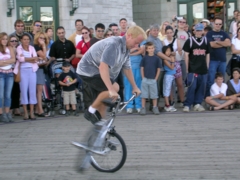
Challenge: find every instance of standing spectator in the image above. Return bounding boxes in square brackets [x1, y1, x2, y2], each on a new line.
[119, 18, 128, 36]
[58, 61, 78, 116]
[229, 10, 239, 39]
[90, 23, 105, 46]
[182, 23, 211, 112]
[29, 20, 42, 40]
[34, 32, 49, 117]
[13, 34, 38, 120]
[0, 33, 16, 122]
[89, 28, 95, 38]
[203, 26, 212, 36]
[163, 25, 184, 107]
[226, 67, 240, 104]
[69, 19, 84, 46]
[139, 42, 161, 115]
[205, 72, 237, 110]
[104, 28, 113, 38]
[45, 27, 54, 49]
[162, 46, 177, 112]
[75, 27, 92, 68]
[206, 18, 231, 97]
[200, 19, 211, 28]
[9, 19, 33, 44]
[232, 12, 240, 37]
[49, 26, 75, 62]
[147, 24, 172, 110]
[9, 35, 21, 116]
[109, 23, 120, 36]
[158, 21, 170, 41]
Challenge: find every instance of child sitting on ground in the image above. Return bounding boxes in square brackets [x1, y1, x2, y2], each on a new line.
[162, 46, 177, 112]
[58, 61, 79, 116]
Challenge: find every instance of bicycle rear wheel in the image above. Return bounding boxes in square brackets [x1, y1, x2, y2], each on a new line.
[90, 131, 127, 172]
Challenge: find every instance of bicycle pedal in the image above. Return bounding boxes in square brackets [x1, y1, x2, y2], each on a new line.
[71, 141, 107, 155]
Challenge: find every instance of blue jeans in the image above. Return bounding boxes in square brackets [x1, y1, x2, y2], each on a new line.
[0, 72, 14, 108]
[206, 60, 226, 97]
[184, 73, 207, 108]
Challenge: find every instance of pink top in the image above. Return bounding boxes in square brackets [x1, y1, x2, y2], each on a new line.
[13, 44, 38, 74]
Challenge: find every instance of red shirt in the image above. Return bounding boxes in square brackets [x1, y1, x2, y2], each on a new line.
[76, 40, 90, 55]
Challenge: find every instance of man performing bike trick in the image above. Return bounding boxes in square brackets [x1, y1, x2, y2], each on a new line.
[77, 26, 147, 124]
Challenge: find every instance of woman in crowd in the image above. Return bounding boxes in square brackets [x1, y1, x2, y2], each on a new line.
[230, 27, 240, 77]
[158, 21, 170, 41]
[227, 67, 240, 105]
[34, 32, 49, 117]
[14, 34, 38, 120]
[104, 28, 113, 38]
[75, 26, 92, 68]
[45, 27, 54, 49]
[163, 25, 185, 107]
[9, 35, 22, 116]
[0, 32, 16, 122]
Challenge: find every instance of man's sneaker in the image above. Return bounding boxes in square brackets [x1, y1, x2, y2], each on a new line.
[0, 114, 9, 123]
[164, 106, 172, 112]
[136, 108, 141, 113]
[139, 107, 146, 115]
[170, 106, 177, 112]
[152, 106, 160, 115]
[6, 113, 14, 122]
[126, 108, 133, 114]
[73, 111, 79, 116]
[183, 106, 190, 112]
[193, 104, 205, 112]
[179, 103, 184, 108]
[84, 110, 101, 124]
[65, 110, 71, 116]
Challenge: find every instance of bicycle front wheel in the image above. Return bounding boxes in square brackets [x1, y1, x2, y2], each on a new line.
[90, 131, 127, 172]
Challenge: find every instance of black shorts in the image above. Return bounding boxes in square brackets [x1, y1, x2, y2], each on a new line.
[79, 74, 114, 101]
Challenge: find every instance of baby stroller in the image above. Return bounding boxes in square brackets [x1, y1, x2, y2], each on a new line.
[42, 76, 55, 116]
[49, 59, 83, 115]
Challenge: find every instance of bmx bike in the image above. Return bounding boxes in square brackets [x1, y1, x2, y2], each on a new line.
[71, 93, 136, 173]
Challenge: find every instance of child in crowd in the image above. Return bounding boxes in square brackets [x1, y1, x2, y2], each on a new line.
[58, 61, 78, 116]
[205, 72, 237, 110]
[162, 46, 177, 112]
[139, 42, 162, 115]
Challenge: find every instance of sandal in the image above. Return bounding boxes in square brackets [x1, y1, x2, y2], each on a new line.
[38, 113, 48, 117]
[209, 106, 215, 111]
[23, 114, 29, 120]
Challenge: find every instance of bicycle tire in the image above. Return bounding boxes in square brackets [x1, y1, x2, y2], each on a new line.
[90, 131, 127, 173]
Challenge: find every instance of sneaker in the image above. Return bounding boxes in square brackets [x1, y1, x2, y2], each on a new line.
[73, 111, 79, 116]
[164, 106, 172, 112]
[152, 106, 160, 115]
[183, 106, 190, 112]
[6, 113, 14, 122]
[65, 110, 71, 116]
[193, 104, 205, 112]
[139, 107, 146, 115]
[179, 103, 184, 108]
[126, 108, 133, 114]
[170, 106, 177, 112]
[0, 114, 9, 123]
[136, 108, 141, 113]
[84, 110, 101, 124]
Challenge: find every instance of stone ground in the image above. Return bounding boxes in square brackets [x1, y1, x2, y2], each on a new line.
[0, 105, 240, 180]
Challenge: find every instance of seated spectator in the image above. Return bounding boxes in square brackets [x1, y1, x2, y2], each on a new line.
[205, 72, 237, 110]
[0, 32, 16, 123]
[227, 67, 240, 104]
[14, 34, 38, 120]
[58, 61, 78, 116]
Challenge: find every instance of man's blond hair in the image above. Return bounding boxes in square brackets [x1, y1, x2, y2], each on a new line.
[126, 26, 147, 40]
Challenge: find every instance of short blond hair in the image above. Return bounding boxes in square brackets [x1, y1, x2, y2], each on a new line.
[126, 26, 147, 40]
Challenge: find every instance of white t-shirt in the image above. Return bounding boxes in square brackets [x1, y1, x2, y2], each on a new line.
[163, 38, 184, 62]
[231, 37, 240, 56]
[21, 50, 33, 68]
[75, 34, 82, 46]
[210, 82, 228, 96]
[0, 47, 12, 70]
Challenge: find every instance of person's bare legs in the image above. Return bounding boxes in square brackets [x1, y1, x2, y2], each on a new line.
[30, 104, 35, 118]
[175, 77, 184, 103]
[152, 99, 157, 107]
[22, 105, 28, 119]
[37, 85, 44, 114]
[205, 96, 237, 110]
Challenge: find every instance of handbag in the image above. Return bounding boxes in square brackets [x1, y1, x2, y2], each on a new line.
[14, 62, 21, 82]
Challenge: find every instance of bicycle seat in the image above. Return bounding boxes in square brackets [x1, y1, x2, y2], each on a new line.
[102, 98, 116, 107]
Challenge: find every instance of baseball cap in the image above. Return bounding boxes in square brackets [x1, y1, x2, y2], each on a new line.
[62, 61, 71, 67]
[54, 69, 62, 74]
[195, 23, 204, 31]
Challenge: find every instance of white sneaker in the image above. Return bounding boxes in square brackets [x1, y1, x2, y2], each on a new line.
[183, 106, 190, 112]
[126, 108, 133, 114]
[169, 106, 177, 112]
[164, 106, 172, 112]
[136, 108, 141, 113]
[193, 104, 205, 112]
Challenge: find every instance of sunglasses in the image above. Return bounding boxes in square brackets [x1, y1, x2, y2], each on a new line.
[35, 24, 42, 27]
[10, 40, 18, 42]
[82, 32, 88, 34]
[215, 23, 222, 26]
[97, 30, 104, 32]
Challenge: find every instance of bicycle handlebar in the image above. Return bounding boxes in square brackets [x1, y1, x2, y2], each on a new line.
[117, 93, 137, 113]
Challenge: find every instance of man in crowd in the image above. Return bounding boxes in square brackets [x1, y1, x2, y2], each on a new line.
[69, 19, 84, 46]
[109, 23, 120, 36]
[119, 18, 128, 36]
[90, 23, 105, 46]
[77, 26, 146, 124]
[29, 20, 42, 39]
[205, 18, 231, 97]
[10, 19, 33, 44]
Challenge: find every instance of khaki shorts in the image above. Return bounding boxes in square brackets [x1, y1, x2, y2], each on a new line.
[63, 90, 76, 105]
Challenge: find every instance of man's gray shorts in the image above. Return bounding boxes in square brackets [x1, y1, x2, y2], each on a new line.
[141, 78, 158, 99]
[213, 98, 227, 104]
